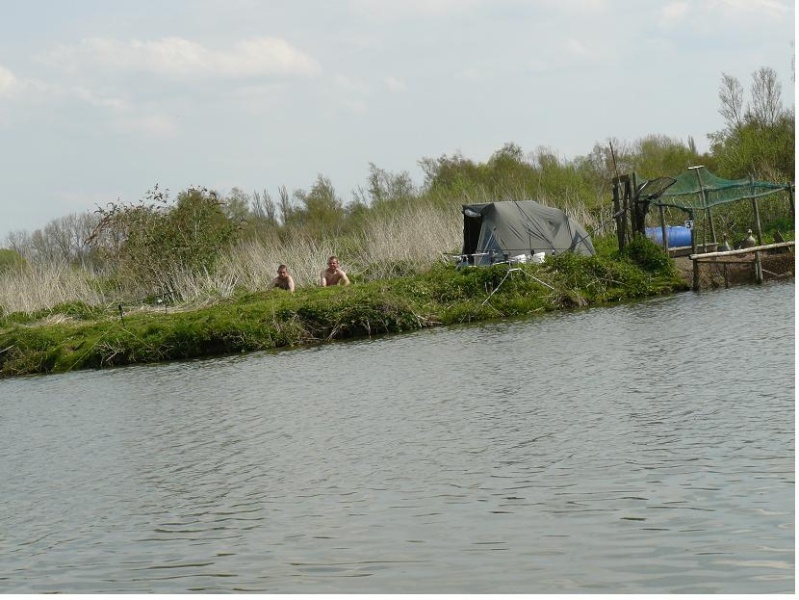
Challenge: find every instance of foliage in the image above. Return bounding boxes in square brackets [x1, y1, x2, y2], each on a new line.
[0, 253, 688, 377]
[710, 112, 795, 181]
[88, 185, 238, 294]
[631, 135, 701, 179]
[285, 175, 345, 240]
[1, 63, 791, 314]
[621, 235, 675, 274]
[0, 248, 24, 272]
[709, 67, 794, 181]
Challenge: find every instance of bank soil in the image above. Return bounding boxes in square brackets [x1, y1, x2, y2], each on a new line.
[673, 252, 795, 289]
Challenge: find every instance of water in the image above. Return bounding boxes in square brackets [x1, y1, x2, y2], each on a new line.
[0, 282, 794, 593]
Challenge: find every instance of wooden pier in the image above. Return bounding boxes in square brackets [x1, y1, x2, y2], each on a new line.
[689, 242, 795, 291]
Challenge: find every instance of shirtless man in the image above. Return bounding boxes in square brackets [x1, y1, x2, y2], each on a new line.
[319, 255, 350, 287]
[270, 264, 295, 292]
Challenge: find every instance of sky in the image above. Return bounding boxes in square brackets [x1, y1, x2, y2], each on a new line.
[0, 0, 794, 242]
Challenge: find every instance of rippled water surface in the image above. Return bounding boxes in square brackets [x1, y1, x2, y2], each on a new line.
[1, 282, 794, 593]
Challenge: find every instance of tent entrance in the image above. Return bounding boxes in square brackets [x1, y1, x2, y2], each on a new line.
[462, 209, 483, 259]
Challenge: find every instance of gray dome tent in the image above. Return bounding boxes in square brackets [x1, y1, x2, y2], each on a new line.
[461, 200, 595, 266]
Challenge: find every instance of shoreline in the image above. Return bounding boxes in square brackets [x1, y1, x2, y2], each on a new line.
[1, 254, 793, 379]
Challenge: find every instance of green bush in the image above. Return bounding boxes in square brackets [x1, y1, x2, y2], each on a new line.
[621, 235, 674, 274]
[49, 301, 107, 320]
[89, 186, 238, 292]
[0, 249, 24, 272]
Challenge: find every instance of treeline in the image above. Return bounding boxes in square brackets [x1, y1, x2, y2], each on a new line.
[0, 67, 793, 298]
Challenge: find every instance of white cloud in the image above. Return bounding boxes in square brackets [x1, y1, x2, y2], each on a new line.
[113, 113, 179, 139]
[564, 38, 591, 59]
[525, 33, 614, 74]
[331, 73, 375, 114]
[40, 36, 321, 79]
[351, 0, 481, 20]
[384, 76, 407, 92]
[535, 0, 609, 14]
[661, 1, 690, 21]
[655, 0, 791, 35]
[659, 0, 790, 27]
[0, 65, 19, 97]
[334, 74, 372, 95]
[72, 87, 128, 111]
[710, 0, 789, 18]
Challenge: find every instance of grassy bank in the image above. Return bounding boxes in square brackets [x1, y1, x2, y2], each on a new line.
[0, 250, 687, 378]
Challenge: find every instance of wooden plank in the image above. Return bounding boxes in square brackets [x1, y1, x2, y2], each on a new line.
[690, 241, 794, 260]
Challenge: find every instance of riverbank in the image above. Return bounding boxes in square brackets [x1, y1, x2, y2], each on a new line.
[1, 250, 693, 378]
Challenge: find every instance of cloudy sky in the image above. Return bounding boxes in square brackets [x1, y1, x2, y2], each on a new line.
[0, 0, 794, 241]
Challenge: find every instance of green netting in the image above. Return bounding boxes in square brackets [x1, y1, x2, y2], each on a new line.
[643, 166, 791, 211]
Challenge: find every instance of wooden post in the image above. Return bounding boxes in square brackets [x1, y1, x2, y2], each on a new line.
[690, 166, 711, 251]
[620, 178, 630, 250]
[750, 177, 764, 285]
[692, 256, 700, 291]
[751, 185, 764, 246]
[612, 179, 623, 252]
[789, 185, 795, 222]
[691, 241, 795, 286]
[690, 211, 700, 291]
[630, 172, 639, 243]
[707, 206, 717, 245]
[755, 250, 763, 284]
[659, 204, 668, 253]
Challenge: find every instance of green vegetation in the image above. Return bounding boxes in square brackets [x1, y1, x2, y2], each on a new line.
[0, 248, 686, 378]
[0, 65, 792, 377]
[709, 67, 795, 182]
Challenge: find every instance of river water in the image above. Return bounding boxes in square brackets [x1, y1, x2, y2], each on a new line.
[0, 282, 794, 593]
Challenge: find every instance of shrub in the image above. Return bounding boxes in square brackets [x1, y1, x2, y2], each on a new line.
[621, 235, 674, 274]
[88, 185, 238, 293]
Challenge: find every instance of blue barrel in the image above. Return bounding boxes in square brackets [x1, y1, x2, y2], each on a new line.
[645, 225, 692, 248]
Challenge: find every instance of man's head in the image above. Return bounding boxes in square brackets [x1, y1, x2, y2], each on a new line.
[327, 256, 339, 270]
[277, 264, 288, 278]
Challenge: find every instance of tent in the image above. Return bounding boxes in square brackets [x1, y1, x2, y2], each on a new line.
[460, 200, 595, 266]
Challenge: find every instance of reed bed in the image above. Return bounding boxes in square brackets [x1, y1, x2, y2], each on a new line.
[1, 203, 463, 315]
[0, 262, 107, 315]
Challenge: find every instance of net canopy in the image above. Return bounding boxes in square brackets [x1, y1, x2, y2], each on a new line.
[643, 166, 792, 212]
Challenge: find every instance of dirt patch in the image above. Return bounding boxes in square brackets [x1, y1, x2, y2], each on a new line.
[673, 252, 795, 289]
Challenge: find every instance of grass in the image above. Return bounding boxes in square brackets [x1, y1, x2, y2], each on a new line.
[0, 203, 462, 315]
[0, 254, 688, 378]
[4, 196, 786, 378]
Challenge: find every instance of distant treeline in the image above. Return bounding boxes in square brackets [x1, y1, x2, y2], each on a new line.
[0, 66, 793, 306]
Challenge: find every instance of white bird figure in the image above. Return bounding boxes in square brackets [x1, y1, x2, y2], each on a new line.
[742, 229, 756, 249]
[719, 233, 731, 252]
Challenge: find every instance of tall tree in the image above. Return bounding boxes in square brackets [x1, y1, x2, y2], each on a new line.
[747, 66, 783, 127]
[718, 72, 744, 131]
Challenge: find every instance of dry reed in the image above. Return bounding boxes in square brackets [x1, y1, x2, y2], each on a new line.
[0, 262, 107, 314]
[1, 203, 463, 314]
